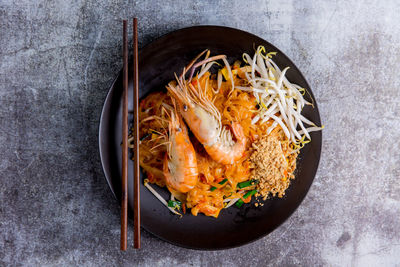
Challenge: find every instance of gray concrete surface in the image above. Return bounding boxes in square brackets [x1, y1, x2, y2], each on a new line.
[1, 0, 399, 266]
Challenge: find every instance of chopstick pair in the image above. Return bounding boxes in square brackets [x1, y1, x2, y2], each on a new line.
[121, 18, 140, 251]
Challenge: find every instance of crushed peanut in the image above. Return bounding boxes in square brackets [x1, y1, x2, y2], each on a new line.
[250, 128, 298, 201]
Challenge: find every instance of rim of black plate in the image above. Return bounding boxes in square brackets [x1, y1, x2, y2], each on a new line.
[98, 25, 322, 250]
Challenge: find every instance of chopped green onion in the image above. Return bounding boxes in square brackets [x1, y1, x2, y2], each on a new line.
[243, 190, 257, 199]
[218, 178, 228, 185]
[210, 179, 228, 192]
[237, 180, 259, 189]
[235, 199, 244, 208]
[235, 190, 258, 208]
[167, 200, 181, 210]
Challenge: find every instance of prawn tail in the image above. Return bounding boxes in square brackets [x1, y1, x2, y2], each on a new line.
[231, 122, 246, 143]
[204, 122, 247, 165]
[231, 122, 247, 158]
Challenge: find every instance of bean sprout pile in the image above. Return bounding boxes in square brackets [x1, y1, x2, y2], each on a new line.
[236, 46, 323, 151]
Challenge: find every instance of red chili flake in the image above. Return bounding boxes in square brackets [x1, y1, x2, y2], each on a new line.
[147, 172, 155, 182]
[182, 203, 186, 214]
[199, 174, 207, 183]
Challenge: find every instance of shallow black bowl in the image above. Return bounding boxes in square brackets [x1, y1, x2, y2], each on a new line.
[99, 26, 322, 250]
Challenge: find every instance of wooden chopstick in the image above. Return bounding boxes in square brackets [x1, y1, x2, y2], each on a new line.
[132, 17, 141, 249]
[120, 19, 129, 251]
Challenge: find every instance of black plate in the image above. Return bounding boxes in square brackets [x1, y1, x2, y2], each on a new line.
[99, 26, 322, 250]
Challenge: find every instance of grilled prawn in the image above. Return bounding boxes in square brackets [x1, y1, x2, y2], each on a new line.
[162, 103, 198, 193]
[166, 50, 246, 165]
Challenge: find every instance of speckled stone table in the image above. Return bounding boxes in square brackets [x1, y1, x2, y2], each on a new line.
[1, 0, 399, 266]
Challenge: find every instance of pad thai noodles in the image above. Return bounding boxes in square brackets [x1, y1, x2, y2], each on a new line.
[130, 46, 323, 218]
